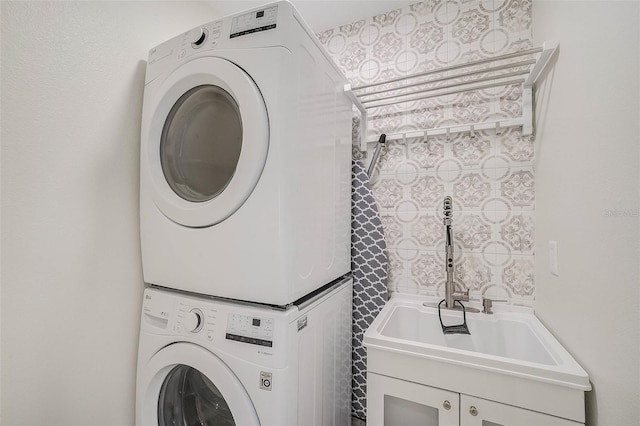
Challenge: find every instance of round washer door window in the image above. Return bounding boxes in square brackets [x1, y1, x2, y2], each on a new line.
[143, 57, 269, 228]
[160, 85, 242, 203]
[138, 343, 259, 425]
[158, 365, 235, 425]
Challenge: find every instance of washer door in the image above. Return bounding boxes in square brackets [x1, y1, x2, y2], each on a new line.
[139, 343, 260, 425]
[144, 57, 269, 227]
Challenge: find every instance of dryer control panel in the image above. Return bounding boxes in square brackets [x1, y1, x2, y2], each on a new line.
[226, 314, 274, 347]
[230, 5, 278, 39]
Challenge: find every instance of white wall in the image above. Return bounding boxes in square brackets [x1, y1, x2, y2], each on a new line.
[0, 2, 421, 424]
[0, 2, 218, 424]
[533, 2, 640, 425]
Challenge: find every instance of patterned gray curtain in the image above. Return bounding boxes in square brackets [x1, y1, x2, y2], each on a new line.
[351, 161, 388, 420]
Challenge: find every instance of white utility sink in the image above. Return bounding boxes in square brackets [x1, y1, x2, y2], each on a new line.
[364, 294, 591, 423]
[383, 305, 557, 364]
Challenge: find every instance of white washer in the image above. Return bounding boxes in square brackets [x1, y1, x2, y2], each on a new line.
[139, 1, 352, 305]
[136, 277, 352, 425]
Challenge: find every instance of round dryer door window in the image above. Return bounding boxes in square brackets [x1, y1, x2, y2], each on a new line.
[143, 57, 269, 228]
[160, 85, 243, 203]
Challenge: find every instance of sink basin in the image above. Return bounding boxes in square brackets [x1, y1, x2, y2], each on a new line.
[366, 294, 590, 389]
[383, 305, 558, 365]
[364, 294, 591, 422]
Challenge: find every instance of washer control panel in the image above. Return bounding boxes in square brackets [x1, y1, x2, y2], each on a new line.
[226, 313, 274, 347]
[142, 288, 280, 355]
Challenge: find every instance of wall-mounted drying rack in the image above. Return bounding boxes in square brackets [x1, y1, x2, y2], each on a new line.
[344, 40, 558, 154]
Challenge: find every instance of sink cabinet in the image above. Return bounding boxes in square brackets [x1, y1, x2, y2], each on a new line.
[368, 372, 583, 426]
[363, 295, 590, 426]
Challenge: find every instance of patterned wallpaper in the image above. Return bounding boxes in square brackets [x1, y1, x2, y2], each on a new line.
[319, 0, 535, 307]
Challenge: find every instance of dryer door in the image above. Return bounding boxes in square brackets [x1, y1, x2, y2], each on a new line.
[139, 343, 260, 425]
[143, 57, 269, 228]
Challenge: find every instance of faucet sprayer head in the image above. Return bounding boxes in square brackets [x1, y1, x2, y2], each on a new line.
[443, 196, 453, 222]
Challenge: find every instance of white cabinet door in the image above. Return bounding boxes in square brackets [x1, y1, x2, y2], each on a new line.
[367, 372, 459, 426]
[460, 395, 583, 426]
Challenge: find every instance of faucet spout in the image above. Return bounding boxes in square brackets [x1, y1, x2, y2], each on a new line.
[443, 196, 468, 308]
[443, 197, 455, 308]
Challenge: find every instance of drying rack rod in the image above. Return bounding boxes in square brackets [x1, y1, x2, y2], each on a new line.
[344, 41, 558, 150]
[363, 77, 525, 108]
[358, 58, 536, 99]
[351, 46, 543, 92]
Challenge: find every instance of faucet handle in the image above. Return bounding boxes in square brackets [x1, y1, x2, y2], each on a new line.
[482, 297, 507, 314]
[453, 289, 469, 302]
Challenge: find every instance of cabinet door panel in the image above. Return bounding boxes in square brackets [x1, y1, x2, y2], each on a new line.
[460, 395, 583, 426]
[367, 372, 459, 426]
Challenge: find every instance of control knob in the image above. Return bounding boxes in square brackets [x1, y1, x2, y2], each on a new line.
[189, 27, 207, 48]
[184, 308, 204, 333]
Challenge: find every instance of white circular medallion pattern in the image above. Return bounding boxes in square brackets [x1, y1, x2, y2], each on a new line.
[479, 0, 507, 12]
[482, 243, 512, 267]
[359, 59, 381, 81]
[494, 158, 513, 181]
[395, 200, 420, 223]
[395, 162, 420, 184]
[436, 159, 463, 183]
[397, 244, 419, 261]
[395, 13, 418, 35]
[395, 51, 419, 73]
[481, 198, 512, 223]
[479, 155, 512, 180]
[435, 1, 461, 25]
[326, 33, 346, 54]
[359, 23, 380, 46]
[480, 29, 510, 54]
[435, 40, 462, 66]
[483, 241, 511, 256]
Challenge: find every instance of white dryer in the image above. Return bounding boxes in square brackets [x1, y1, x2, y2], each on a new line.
[136, 277, 352, 426]
[139, 1, 352, 305]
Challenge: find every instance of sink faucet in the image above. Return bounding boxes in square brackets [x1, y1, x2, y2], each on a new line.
[443, 196, 469, 309]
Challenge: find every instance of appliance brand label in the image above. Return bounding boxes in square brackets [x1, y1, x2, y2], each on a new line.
[260, 371, 272, 391]
[297, 316, 308, 332]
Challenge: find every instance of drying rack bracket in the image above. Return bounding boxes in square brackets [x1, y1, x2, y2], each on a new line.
[344, 83, 368, 153]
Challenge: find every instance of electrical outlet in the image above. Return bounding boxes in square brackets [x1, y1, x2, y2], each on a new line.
[549, 241, 559, 276]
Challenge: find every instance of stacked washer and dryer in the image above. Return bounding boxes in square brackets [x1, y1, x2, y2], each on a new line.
[135, 2, 354, 425]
